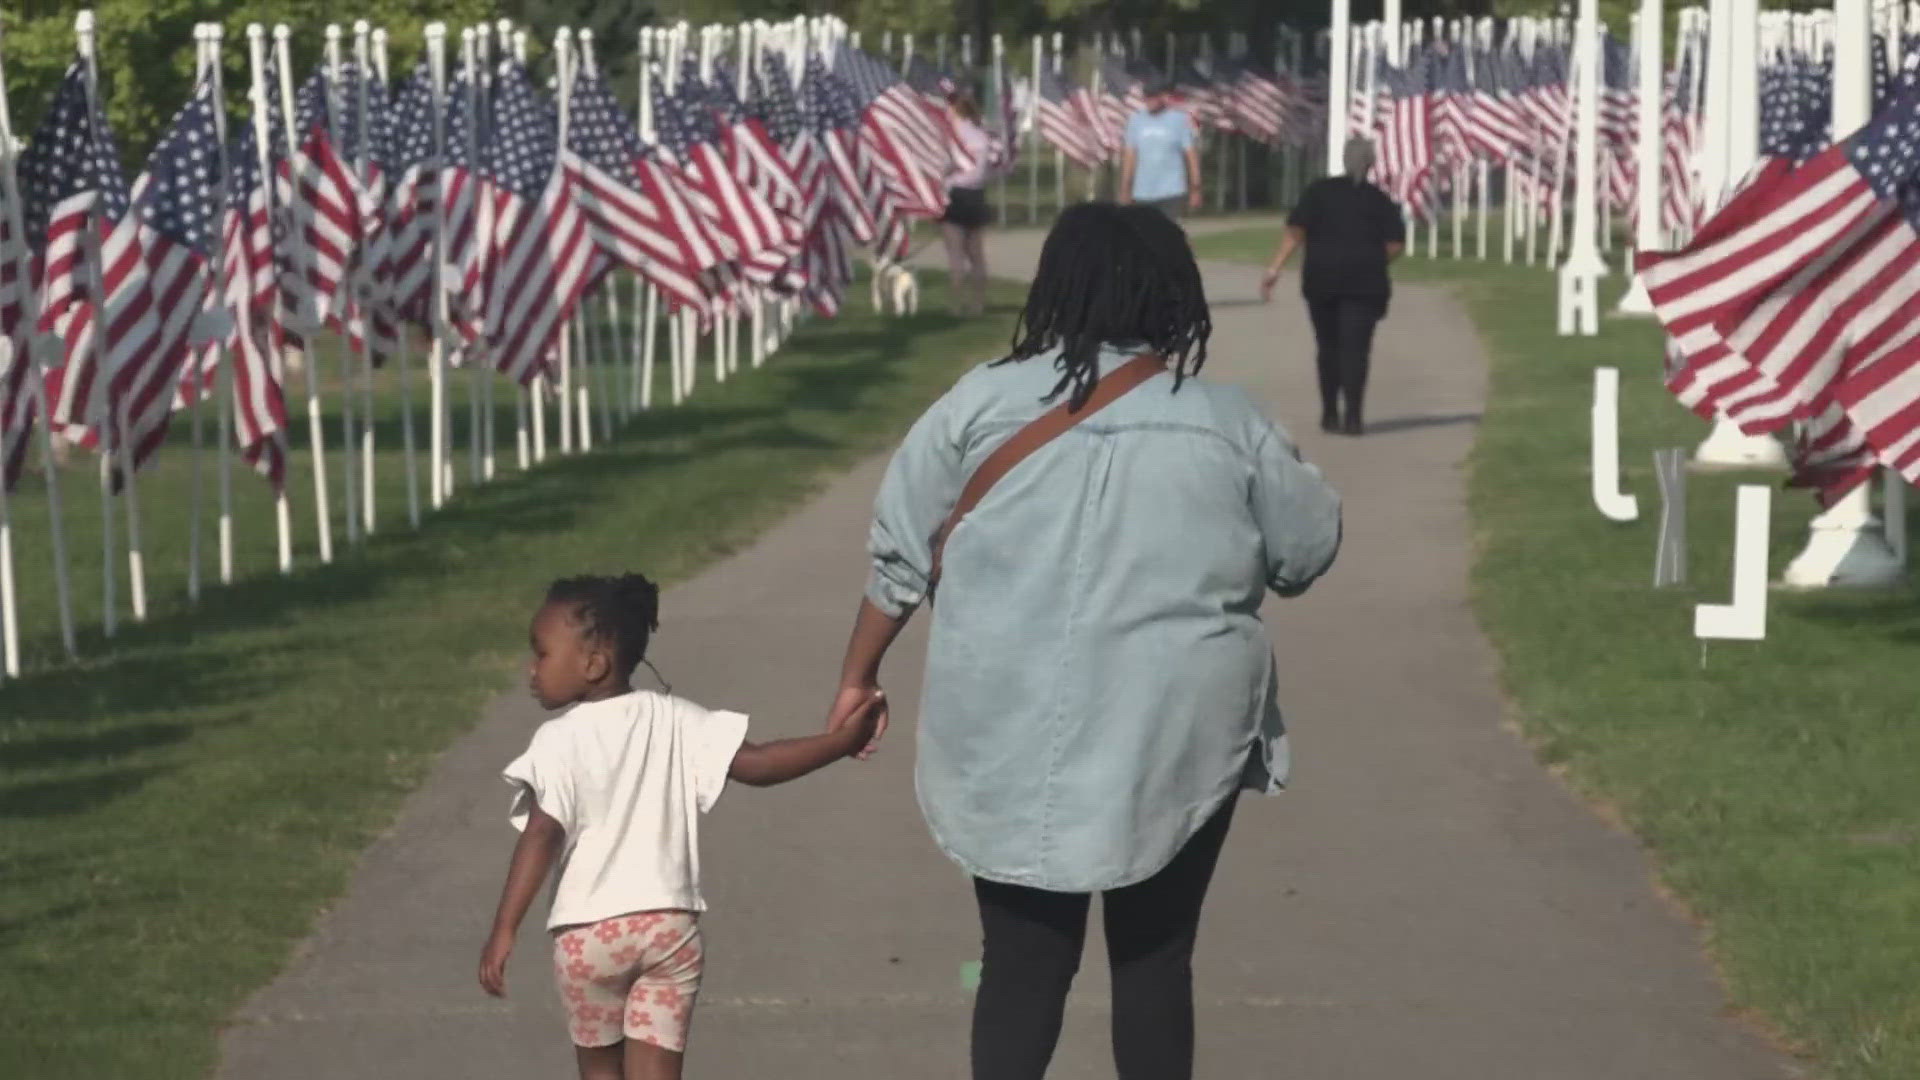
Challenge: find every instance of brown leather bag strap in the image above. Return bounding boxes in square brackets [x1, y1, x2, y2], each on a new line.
[926, 352, 1168, 597]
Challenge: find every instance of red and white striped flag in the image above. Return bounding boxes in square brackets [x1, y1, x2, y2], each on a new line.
[1637, 75, 1920, 502]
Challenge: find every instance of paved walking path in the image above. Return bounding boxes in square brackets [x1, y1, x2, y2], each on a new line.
[218, 224, 1801, 1079]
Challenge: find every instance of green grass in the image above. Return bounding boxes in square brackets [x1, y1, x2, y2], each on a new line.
[0, 273, 1023, 1078]
[1199, 226, 1920, 1080]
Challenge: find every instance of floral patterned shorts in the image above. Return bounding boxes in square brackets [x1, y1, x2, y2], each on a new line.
[552, 910, 703, 1050]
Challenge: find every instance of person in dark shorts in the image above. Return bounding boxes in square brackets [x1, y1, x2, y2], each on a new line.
[1259, 137, 1405, 435]
[939, 92, 993, 316]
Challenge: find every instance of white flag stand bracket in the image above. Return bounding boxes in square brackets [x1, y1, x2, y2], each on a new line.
[1695, 484, 1771, 642]
[1692, 415, 1790, 471]
[1557, 256, 1606, 337]
[1590, 367, 1639, 521]
[1780, 475, 1906, 588]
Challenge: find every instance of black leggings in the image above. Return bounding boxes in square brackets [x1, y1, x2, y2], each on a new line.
[970, 798, 1236, 1080]
[1307, 295, 1383, 420]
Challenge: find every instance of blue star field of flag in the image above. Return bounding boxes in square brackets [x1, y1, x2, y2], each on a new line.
[136, 75, 224, 256]
[18, 62, 130, 249]
[485, 61, 557, 201]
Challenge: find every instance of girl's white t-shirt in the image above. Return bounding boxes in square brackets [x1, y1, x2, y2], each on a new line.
[503, 691, 749, 929]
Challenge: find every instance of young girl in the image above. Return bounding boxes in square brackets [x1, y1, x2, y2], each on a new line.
[478, 573, 882, 1080]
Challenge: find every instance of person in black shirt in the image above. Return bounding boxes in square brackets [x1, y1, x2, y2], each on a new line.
[1259, 138, 1406, 435]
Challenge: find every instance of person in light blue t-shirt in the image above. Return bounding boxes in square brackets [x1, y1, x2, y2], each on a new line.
[1119, 79, 1202, 218]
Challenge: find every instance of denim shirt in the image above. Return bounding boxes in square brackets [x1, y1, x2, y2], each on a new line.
[867, 343, 1343, 891]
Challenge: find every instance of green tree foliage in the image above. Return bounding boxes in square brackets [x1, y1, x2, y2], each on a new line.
[2, 0, 490, 168]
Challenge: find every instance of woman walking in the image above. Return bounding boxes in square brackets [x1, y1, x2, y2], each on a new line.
[938, 92, 993, 316]
[826, 203, 1342, 1080]
[1260, 137, 1405, 435]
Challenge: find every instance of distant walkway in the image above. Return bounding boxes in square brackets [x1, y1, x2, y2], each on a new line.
[218, 220, 1799, 1079]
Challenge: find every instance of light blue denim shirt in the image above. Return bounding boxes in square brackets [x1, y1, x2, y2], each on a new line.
[867, 343, 1342, 892]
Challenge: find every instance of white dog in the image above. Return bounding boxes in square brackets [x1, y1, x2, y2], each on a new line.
[870, 259, 919, 316]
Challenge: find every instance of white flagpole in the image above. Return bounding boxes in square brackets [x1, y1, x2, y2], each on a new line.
[243, 27, 294, 573]
[202, 24, 242, 582]
[186, 31, 212, 602]
[1051, 34, 1065, 214]
[554, 28, 588, 452]
[1778, 0, 1903, 587]
[0, 22, 79, 661]
[323, 25, 363, 547]
[424, 22, 450, 508]
[274, 25, 336, 564]
[471, 25, 497, 475]
[372, 27, 420, 528]
[1029, 36, 1042, 221]
[352, 21, 378, 533]
[1327, 0, 1352, 174]
[636, 31, 659, 412]
[77, 11, 147, 628]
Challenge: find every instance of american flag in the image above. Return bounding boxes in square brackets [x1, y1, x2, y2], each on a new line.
[477, 59, 594, 385]
[1093, 57, 1144, 155]
[651, 69, 783, 302]
[565, 66, 716, 312]
[92, 73, 226, 477]
[1464, 44, 1526, 164]
[782, 56, 862, 316]
[804, 56, 888, 257]
[438, 65, 492, 346]
[836, 44, 950, 220]
[1430, 44, 1473, 165]
[281, 69, 376, 340]
[20, 62, 130, 444]
[903, 55, 956, 109]
[1637, 68, 1920, 502]
[1662, 50, 1703, 240]
[217, 91, 291, 487]
[375, 63, 438, 327]
[1377, 53, 1435, 217]
[1034, 66, 1103, 168]
[0, 197, 34, 490]
[707, 63, 807, 290]
[988, 63, 1019, 174]
[1174, 61, 1229, 133]
[1600, 34, 1638, 150]
[1757, 52, 1831, 163]
[1229, 59, 1289, 146]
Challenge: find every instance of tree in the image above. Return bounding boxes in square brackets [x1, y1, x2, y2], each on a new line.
[2, 0, 491, 167]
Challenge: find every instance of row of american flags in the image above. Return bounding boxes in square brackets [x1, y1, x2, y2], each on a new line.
[1030, 53, 1329, 169]
[0, 15, 1054, 673]
[0, 22, 1016, 507]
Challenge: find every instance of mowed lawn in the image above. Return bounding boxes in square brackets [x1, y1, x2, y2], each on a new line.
[1195, 225, 1920, 1080]
[0, 275, 1024, 1078]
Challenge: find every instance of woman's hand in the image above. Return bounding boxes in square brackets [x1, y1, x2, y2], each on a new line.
[827, 683, 890, 760]
[1259, 265, 1283, 303]
[478, 930, 513, 997]
[1187, 188, 1204, 212]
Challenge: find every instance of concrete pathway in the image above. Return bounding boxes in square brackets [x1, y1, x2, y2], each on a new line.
[218, 224, 1802, 1079]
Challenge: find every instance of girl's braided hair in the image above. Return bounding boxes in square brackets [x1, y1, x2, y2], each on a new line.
[545, 573, 660, 679]
[996, 202, 1212, 408]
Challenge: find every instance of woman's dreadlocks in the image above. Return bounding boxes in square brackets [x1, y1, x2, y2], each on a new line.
[997, 202, 1212, 408]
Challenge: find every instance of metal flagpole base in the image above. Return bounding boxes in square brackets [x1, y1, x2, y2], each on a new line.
[1615, 269, 1655, 315]
[1780, 488, 1904, 588]
[1691, 416, 1789, 471]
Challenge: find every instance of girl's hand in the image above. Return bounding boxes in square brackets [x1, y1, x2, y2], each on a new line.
[828, 684, 889, 760]
[479, 931, 514, 997]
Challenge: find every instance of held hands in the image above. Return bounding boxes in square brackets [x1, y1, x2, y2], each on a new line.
[827, 684, 890, 761]
[478, 930, 513, 997]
